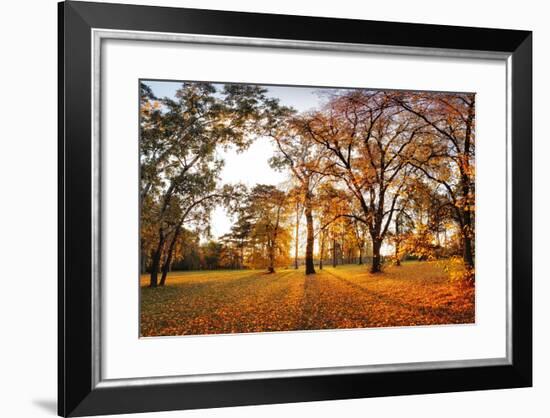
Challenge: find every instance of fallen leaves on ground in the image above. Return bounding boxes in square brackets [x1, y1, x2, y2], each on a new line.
[140, 261, 475, 337]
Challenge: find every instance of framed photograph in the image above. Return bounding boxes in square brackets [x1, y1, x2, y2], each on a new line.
[58, 1, 532, 416]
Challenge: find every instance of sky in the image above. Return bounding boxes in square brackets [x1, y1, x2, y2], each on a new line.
[144, 80, 324, 113]
[144, 80, 328, 239]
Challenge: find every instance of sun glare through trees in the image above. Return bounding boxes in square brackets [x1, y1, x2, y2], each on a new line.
[139, 80, 475, 337]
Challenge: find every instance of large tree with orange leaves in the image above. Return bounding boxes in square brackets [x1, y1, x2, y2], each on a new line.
[297, 90, 428, 272]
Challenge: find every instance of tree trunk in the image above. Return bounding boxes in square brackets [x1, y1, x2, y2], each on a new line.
[240, 240, 244, 269]
[358, 246, 363, 265]
[463, 233, 474, 269]
[160, 227, 181, 286]
[294, 203, 300, 269]
[159, 257, 171, 287]
[149, 231, 165, 287]
[395, 218, 401, 266]
[395, 243, 401, 266]
[371, 237, 382, 273]
[319, 232, 325, 270]
[461, 97, 475, 269]
[460, 172, 474, 269]
[140, 236, 148, 274]
[140, 247, 147, 275]
[340, 234, 345, 265]
[268, 206, 282, 274]
[304, 194, 316, 275]
[332, 238, 337, 267]
[267, 237, 276, 274]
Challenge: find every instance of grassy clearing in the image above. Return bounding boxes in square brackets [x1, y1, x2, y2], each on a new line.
[140, 261, 474, 337]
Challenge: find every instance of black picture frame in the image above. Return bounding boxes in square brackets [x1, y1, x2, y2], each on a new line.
[58, 1, 532, 416]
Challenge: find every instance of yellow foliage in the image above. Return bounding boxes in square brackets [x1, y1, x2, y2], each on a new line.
[439, 256, 475, 284]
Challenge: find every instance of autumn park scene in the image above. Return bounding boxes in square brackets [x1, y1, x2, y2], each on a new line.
[139, 80, 475, 337]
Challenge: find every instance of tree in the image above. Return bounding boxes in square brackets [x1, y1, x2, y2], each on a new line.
[394, 92, 476, 269]
[245, 185, 290, 273]
[201, 241, 223, 269]
[169, 228, 201, 271]
[284, 186, 303, 270]
[269, 119, 326, 275]
[158, 190, 224, 286]
[316, 184, 357, 268]
[219, 209, 253, 269]
[140, 82, 277, 287]
[299, 90, 426, 272]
